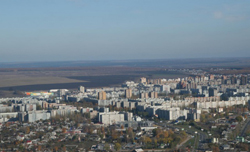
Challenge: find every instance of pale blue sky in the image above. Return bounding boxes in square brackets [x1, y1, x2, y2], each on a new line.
[1, 0, 250, 62]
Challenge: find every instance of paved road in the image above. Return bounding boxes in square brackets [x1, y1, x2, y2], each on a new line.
[240, 118, 250, 137]
[197, 132, 207, 151]
[176, 135, 191, 149]
[156, 122, 208, 151]
[173, 124, 207, 151]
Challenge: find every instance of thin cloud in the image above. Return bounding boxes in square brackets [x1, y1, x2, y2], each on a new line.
[213, 11, 246, 22]
[213, 3, 248, 22]
[214, 11, 223, 19]
[225, 16, 246, 22]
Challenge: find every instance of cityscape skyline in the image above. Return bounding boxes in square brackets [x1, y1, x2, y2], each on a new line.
[1, 0, 250, 62]
[1, 1, 250, 150]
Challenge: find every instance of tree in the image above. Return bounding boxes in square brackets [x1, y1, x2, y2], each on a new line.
[153, 138, 158, 147]
[88, 128, 93, 134]
[62, 146, 66, 152]
[212, 146, 220, 152]
[111, 130, 118, 140]
[62, 128, 67, 133]
[101, 126, 105, 133]
[37, 145, 42, 151]
[104, 143, 110, 151]
[180, 131, 187, 138]
[26, 127, 30, 134]
[152, 128, 158, 136]
[137, 126, 141, 132]
[143, 137, 152, 144]
[236, 115, 243, 122]
[15, 141, 20, 145]
[114, 143, 121, 151]
[200, 114, 206, 122]
[54, 146, 58, 152]
[207, 114, 213, 119]
[127, 127, 135, 142]
[37, 104, 42, 110]
[238, 143, 249, 151]
[243, 107, 248, 112]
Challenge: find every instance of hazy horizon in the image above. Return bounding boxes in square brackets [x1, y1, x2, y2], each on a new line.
[1, 56, 250, 63]
[0, 57, 250, 69]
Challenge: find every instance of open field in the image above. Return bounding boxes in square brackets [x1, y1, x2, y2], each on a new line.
[0, 67, 187, 92]
[209, 67, 250, 75]
[0, 90, 26, 98]
[0, 76, 86, 88]
[0, 75, 139, 91]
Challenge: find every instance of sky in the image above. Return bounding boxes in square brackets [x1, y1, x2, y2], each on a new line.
[1, 0, 250, 62]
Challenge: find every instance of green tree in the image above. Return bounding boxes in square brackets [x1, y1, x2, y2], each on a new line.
[180, 131, 187, 138]
[200, 114, 206, 122]
[143, 137, 152, 144]
[26, 127, 30, 134]
[236, 115, 243, 122]
[62, 146, 66, 152]
[114, 143, 121, 151]
[36, 104, 42, 110]
[104, 143, 110, 151]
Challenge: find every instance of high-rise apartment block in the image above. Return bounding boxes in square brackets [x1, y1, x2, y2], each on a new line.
[79, 86, 85, 93]
[140, 77, 147, 84]
[140, 92, 148, 99]
[200, 75, 205, 82]
[240, 75, 247, 85]
[209, 88, 217, 97]
[222, 75, 227, 84]
[125, 89, 132, 98]
[231, 76, 236, 85]
[98, 91, 106, 100]
[222, 75, 227, 80]
[153, 79, 162, 84]
[209, 74, 214, 80]
[149, 92, 158, 98]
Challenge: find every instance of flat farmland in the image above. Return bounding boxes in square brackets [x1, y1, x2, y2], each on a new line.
[0, 75, 140, 91]
[0, 67, 188, 92]
[0, 67, 154, 91]
[0, 76, 86, 88]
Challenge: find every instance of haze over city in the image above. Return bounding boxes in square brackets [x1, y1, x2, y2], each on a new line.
[1, 0, 250, 62]
[1, 1, 250, 152]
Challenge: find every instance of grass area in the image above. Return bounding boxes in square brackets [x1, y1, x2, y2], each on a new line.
[182, 134, 199, 151]
[175, 123, 209, 135]
[194, 134, 200, 150]
[175, 124, 200, 133]
[176, 123, 213, 152]
[183, 137, 195, 147]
